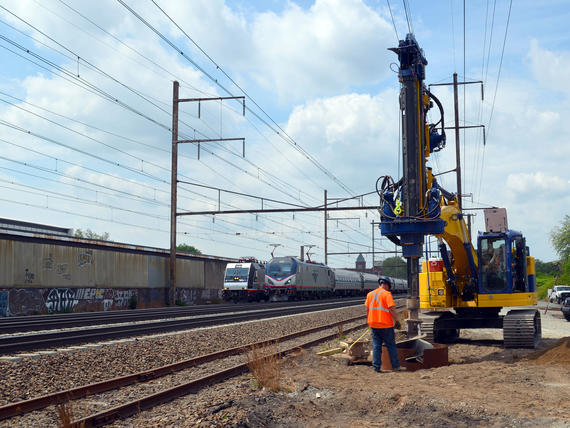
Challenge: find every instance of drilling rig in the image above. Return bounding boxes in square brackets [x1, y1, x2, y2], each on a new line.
[379, 34, 541, 348]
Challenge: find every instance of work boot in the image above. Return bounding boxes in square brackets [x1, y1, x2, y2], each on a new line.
[393, 366, 407, 372]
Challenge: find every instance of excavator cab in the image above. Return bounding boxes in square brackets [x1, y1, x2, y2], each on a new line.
[479, 236, 508, 292]
[477, 231, 534, 295]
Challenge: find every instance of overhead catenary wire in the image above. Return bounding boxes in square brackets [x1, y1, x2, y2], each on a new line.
[386, 0, 399, 41]
[0, 4, 336, 237]
[125, 0, 356, 197]
[7, 12, 325, 210]
[402, 0, 413, 34]
[0, 87, 317, 209]
[478, 0, 512, 203]
[0, 34, 320, 216]
[470, 0, 491, 198]
[0, 2, 384, 260]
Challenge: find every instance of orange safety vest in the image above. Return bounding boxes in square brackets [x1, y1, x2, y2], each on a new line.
[365, 287, 395, 329]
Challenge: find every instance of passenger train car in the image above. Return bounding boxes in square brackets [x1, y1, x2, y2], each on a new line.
[263, 256, 407, 300]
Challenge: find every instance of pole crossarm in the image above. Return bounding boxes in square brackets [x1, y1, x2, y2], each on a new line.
[328, 217, 360, 220]
[444, 124, 486, 146]
[176, 137, 245, 144]
[443, 125, 485, 130]
[429, 80, 484, 101]
[433, 168, 457, 177]
[429, 80, 483, 86]
[176, 137, 246, 159]
[177, 96, 246, 117]
[177, 180, 307, 208]
[327, 251, 399, 255]
[325, 190, 377, 205]
[178, 96, 245, 103]
[177, 205, 380, 217]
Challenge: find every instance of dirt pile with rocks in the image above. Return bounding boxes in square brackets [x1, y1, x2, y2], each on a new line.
[525, 337, 570, 366]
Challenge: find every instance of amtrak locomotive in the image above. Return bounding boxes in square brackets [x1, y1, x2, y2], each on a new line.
[263, 256, 407, 300]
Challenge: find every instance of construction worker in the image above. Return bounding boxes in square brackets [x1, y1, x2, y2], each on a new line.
[365, 277, 406, 372]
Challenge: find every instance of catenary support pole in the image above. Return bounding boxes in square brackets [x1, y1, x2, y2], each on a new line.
[453, 72, 462, 211]
[169, 81, 179, 306]
[324, 190, 328, 265]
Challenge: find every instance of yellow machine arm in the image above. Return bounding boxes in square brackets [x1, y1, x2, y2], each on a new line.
[437, 202, 478, 279]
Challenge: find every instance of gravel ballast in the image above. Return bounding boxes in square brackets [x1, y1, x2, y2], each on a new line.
[0, 305, 365, 427]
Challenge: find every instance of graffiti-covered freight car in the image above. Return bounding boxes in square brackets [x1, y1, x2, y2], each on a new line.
[0, 229, 233, 316]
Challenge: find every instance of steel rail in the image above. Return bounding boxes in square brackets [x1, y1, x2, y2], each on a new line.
[0, 316, 367, 420]
[75, 322, 370, 427]
[0, 299, 362, 354]
[0, 298, 362, 333]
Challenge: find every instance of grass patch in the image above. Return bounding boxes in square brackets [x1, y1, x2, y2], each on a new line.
[56, 401, 85, 428]
[246, 342, 292, 392]
[337, 324, 345, 340]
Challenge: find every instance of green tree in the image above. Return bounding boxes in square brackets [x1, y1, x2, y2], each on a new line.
[177, 243, 202, 255]
[534, 259, 561, 276]
[382, 256, 407, 279]
[74, 229, 110, 241]
[550, 214, 570, 261]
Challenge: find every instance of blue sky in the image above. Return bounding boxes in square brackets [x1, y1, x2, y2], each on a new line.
[0, 0, 568, 267]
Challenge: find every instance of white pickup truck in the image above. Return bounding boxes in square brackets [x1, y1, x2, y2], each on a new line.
[548, 285, 570, 304]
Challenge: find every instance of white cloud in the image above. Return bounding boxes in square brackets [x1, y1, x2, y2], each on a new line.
[283, 89, 400, 189]
[507, 172, 569, 197]
[248, 0, 394, 101]
[527, 39, 570, 96]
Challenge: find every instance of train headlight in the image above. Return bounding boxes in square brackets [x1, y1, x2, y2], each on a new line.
[285, 278, 291, 285]
[438, 289, 444, 295]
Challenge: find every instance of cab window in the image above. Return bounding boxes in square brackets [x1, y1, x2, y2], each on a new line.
[480, 237, 507, 292]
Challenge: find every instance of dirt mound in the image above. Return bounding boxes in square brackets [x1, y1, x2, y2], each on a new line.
[525, 337, 570, 366]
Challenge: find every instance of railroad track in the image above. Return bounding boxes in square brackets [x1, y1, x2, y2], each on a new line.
[0, 316, 369, 427]
[0, 298, 363, 354]
[0, 297, 363, 334]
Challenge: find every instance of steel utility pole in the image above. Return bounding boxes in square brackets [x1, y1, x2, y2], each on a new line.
[430, 74, 484, 211]
[453, 73, 462, 210]
[169, 82, 179, 306]
[324, 190, 328, 265]
[170, 81, 245, 305]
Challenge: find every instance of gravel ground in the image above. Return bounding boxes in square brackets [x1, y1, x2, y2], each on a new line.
[2, 302, 568, 428]
[0, 306, 364, 427]
[111, 303, 568, 428]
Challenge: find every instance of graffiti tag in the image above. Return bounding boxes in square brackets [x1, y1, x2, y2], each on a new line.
[42, 255, 54, 270]
[77, 250, 94, 267]
[45, 288, 78, 312]
[24, 269, 35, 283]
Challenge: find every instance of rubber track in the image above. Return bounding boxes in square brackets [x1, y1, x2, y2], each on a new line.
[503, 309, 541, 349]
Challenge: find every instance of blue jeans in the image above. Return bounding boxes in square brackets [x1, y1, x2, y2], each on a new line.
[371, 327, 400, 371]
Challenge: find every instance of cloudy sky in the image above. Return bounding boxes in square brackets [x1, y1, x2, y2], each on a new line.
[0, 0, 568, 267]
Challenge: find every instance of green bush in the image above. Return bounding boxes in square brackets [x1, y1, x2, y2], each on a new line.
[128, 294, 138, 309]
[536, 258, 570, 300]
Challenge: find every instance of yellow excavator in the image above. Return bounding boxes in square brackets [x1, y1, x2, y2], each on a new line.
[379, 34, 541, 348]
